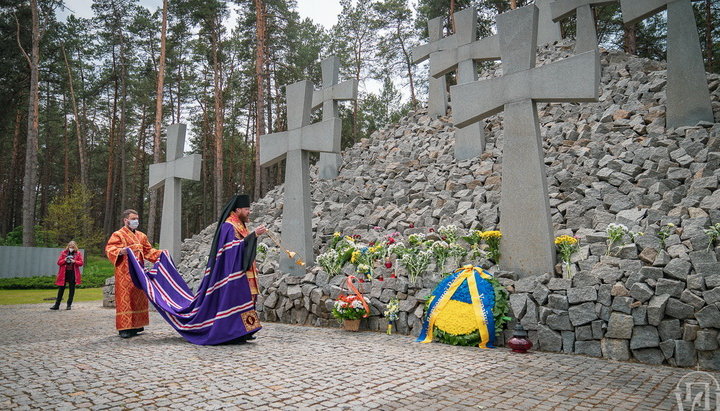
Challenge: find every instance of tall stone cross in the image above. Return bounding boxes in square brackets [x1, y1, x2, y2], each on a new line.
[148, 123, 202, 261]
[621, 0, 714, 129]
[552, 1, 617, 53]
[260, 80, 341, 276]
[536, 0, 563, 46]
[411, 16, 453, 117]
[429, 6, 500, 160]
[311, 56, 358, 180]
[450, 5, 600, 278]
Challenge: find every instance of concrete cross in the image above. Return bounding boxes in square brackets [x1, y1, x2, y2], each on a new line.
[429, 7, 501, 160]
[450, 5, 600, 278]
[411, 16, 455, 117]
[536, 0, 563, 46]
[621, 0, 713, 129]
[311, 56, 358, 180]
[552, 1, 617, 53]
[148, 124, 202, 261]
[260, 80, 341, 276]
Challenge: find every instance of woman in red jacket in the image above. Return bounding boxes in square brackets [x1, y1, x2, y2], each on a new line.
[51, 241, 84, 310]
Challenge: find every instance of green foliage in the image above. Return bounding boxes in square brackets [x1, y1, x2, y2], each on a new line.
[43, 183, 104, 252]
[0, 225, 56, 247]
[0, 255, 114, 289]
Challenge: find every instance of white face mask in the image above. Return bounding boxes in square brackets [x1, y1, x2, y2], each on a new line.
[128, 219, 139, 229]
[69, 248, 75, 252]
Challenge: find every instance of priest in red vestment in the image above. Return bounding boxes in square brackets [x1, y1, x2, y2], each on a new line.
[105, 209, 163, 338]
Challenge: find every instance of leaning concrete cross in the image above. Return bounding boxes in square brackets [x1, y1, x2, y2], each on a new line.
[552, 1, 617, 53]
[536, 0, 563, 46]
[450, 5, 600, 277]
[260, 81, 341, 276]
[621, 0, 713, 129]
[411, 16, 454, 117]
[429, 6, 500, 160]
[149, 123, 202, 261]
[311, 56, 358, 180]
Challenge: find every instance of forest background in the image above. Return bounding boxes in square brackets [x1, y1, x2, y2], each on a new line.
[1, 0, 718, 253]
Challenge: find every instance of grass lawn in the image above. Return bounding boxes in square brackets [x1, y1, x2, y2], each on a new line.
[0, 287, 103, 305]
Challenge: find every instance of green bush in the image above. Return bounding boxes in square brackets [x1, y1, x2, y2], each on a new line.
[0, 255, 115, 289]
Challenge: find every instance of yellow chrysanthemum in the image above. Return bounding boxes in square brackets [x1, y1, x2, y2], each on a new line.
[434, 300, 478, 336]
[345, 236, 355, 243]
[480, 231, 502, 240]
[351, 250, 360, 263]
[333, 232, 341, 237]
[554, 235, 578, 245]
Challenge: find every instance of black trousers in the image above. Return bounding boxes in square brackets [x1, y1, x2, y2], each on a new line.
[55, 277, 76, 307]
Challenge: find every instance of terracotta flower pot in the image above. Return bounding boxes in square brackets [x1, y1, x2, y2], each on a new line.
[343, 319, 361, 332]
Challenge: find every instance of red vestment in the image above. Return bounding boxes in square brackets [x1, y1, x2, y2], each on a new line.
[105, 226, 161, 330]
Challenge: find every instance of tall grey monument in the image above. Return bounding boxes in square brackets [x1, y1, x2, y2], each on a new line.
[148, 123, 202, 261]
[411, 16, 455, 117]
[536, 0, 563, 45]
[552, 1, 617, 53]
[450, 5, 600, 278]
[312, 56, 358, 180]
[260, 81, 341, 275]
[429, 7, 500, 160]
[621, 0, 714, 129]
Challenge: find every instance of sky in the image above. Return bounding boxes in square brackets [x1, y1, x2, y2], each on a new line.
[58, 0, 342, 29]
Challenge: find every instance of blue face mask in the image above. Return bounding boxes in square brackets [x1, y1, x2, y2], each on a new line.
[128, 219, 139, 230]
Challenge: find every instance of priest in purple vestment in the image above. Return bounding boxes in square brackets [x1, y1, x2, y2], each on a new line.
[126, 194, 267, 345]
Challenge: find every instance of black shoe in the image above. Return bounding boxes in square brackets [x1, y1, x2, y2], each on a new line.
[49, 305, 59, 310]
[66, 305, 71, 310]
[134, 327, 144, 333]
[119, 330, 136, 339]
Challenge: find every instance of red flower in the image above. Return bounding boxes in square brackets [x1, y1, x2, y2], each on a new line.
[384, 260, 392, 269]
[409, 223, 415, 228]
[429, 228, 435, 232]
[387, 237, 396, 244]
[369, 241, 376, 246]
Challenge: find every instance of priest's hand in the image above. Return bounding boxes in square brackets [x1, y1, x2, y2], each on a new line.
[119, 248, 128, 255]
[254, 225, 267, 236]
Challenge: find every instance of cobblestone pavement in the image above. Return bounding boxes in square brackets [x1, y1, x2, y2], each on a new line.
[1, 302, 717, 410]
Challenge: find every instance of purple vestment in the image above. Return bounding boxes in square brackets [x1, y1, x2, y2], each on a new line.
[126, 223, 261, 345]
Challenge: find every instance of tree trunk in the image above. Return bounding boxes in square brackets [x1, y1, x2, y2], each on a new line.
[135, 105, 148, 218]
[119, 39, 128, 214]
[706, 0, 713, 71]
[623, 22, 637, 55]
[0, 108, 24, 236]
[398, 23, 417, 107]
[254, 0, 266, 201]
[212, 15, 224, 217]
[63, 92, 69, 195]
[61, 44, 87, 187]
[18, 0, 41, 247]
[104, 48, 119, 236]
[450, 0, 456, 33]
[148, 0, 168, 243]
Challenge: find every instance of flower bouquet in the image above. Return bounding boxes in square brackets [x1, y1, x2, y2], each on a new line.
[332, 294, 370, 331]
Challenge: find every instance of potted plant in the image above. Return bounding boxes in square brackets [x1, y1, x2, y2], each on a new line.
[332, 294, 370, 331]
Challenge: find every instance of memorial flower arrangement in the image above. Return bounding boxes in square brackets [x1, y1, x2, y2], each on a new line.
[554, 235, 579, 278]
[332, 294, 370, 321]
[256, 242, 269, 260]
[384, 298, 400, 335]
[480, 231, 502, 262]
[317, 226, 505, 282]
[605, 223, 643, 255]
[424, 270, 511, 347]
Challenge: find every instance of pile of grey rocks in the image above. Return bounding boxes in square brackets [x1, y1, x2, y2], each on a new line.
[104, 40, 720, 370]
